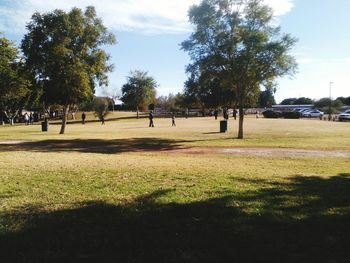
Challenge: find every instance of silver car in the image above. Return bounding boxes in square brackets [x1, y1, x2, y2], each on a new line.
[338, 110, 350, 121]
[302, 109, 324, 118]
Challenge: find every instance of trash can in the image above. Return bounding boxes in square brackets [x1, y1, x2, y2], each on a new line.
[41, 120, 48, 132]
[220, 120, 227, 133]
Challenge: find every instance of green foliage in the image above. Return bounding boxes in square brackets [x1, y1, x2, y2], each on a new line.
[282, 111, 301, 119]
[336, 96, 350, 106]
[262, 110, 282, 118]
[21, 6, 116, 133]
[182, 0, 297, 138]
[262, 110, 300, 119]
[92, 97, 109, 121]
[258, 88, 276, 107]
[183, 73, 236, 109]
[314, 98, 343, 114]
[156, 93, 184, 112]
[0, 34, 31, 123]
[121, 70, 157, 111]
[280, 97, 313, 105]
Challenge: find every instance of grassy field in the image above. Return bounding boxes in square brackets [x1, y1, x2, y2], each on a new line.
[0, 114, 349, 262]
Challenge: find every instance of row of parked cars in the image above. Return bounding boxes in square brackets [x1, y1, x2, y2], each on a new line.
[294, 108, 350, 121]
[293, 108, 324, 118]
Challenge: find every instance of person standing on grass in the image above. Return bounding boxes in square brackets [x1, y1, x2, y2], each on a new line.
[172, 112, 176, 127]
[24, 113, 29, 125]
[82, 112, 86, 124]
[233, 109, 237, 120]
[214, 109, 218, 120]
[149, 111, 154, 127]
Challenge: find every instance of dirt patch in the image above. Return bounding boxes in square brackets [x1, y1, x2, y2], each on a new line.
[0, 140, 27, 145]
[171, 147, 350, 158]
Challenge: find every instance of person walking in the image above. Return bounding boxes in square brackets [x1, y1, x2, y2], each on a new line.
[171, 113, 176, 127]
[24, 113, 29, 125]
[233, 109, 237, 120]
[82, 112, 86, 124]
[149, 111, 154, 127]
[214, 110, 218, 120]
[29, 112, 33, 124]
[223, 109, 229, 120]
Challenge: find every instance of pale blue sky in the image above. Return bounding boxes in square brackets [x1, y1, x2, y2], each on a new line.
[1, 0, 349, 102]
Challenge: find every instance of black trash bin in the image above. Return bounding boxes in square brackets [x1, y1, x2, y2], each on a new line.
[41, 120, 48, 132]
[220, 120, 227, 133]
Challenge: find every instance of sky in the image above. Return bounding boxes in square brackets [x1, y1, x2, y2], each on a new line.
[0, 0, 349, 103]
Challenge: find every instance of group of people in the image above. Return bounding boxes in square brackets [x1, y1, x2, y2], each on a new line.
[23, 112, 35, 125]
[149, 111, 176, 127]
[80, 110, 244, 128]
[213, 109, 238, 120]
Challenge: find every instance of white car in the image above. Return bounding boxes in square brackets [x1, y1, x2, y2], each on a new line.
[338, 110, 350, 121]
[302, 109, 324, 118]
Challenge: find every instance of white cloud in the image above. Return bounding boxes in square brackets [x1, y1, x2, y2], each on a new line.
[0, 0, 295, 35]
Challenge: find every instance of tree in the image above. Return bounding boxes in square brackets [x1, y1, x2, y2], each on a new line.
[314, 98, 343, 114]
[102, 86, 120, 111]
[0, 35, 31, 125]
[294, 97, 313, 105]
[121, 70, 157, 118]
[183, 72, 236, 113]
[21, 6, 116, 134]
[93, 97, 110, 124]
[258, 88, 276, 108]
[337, 96, 350, 106]
[182, 0, 297, 138]
[280, 98, 297, 105]
[280, 97, 313, 105]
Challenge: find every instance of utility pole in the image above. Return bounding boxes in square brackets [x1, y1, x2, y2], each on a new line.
[329, 81, 333, 120]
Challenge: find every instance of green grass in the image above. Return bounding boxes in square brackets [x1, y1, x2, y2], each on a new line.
[0, 114, 350, 262]
[1, 113, 349, 149]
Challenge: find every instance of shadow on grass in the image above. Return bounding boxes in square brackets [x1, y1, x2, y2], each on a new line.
[0, 138, 190, 154]
[1, 174, 350, 262]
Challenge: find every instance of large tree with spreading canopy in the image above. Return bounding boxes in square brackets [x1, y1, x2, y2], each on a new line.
[0, 35, 31, 125]
[21, 6, 116, 134]
[121, 70, 157, 118]
[182, 0, 297, 138]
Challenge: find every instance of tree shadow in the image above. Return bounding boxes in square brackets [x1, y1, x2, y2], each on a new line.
[0, 138, 190, 154]
[1, 175, 350, 262]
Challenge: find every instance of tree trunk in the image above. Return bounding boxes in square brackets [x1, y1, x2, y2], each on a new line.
[238, 104, 244, 139]
[137, 106, 139, 119]
[0, 111, 4, 125]
[59, 105, 69, 134]
[237, 85, 244, 139]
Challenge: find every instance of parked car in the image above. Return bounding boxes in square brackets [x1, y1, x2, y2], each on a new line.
[298, 109, 312, 114]
[338, 110, 350, 121]
[302, 109, 324, 118]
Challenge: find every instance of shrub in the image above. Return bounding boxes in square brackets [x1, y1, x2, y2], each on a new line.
[282, 111, 301, 119]
[262, 110, 282, 118]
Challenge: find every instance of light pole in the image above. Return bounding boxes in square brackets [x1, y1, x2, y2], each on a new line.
[329, 81, 333, 120]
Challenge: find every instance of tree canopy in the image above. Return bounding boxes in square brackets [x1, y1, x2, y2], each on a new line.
[182, 0, 297, 138]
[0, 34, 31, 125]
[21, 6, 116, 134]
[258, 88, 276, 108]
[280, 97, 313, 105]
[121, 70, 157, 117]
